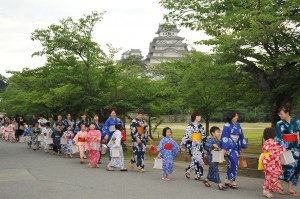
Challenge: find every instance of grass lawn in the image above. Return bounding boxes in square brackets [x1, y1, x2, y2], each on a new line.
[126, 122, 272, 154]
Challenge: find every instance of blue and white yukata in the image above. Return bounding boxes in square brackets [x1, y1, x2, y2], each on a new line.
[275, 118, 300, 186]
[74, 119, 90, 134]
[63, 130, 74, 155]
[30, 127, 42, 150]
[52, 130, 63, 154]
[130, 117, 149, 169]
[62, 119, 75, 132]
[157, 137, 179, 178]
[181, 123, 207, 179]
[221, 122, 247, 181]
[205, 137, 222, 184]
[22, 127, 32, 147]
[103, 117, 123, 159]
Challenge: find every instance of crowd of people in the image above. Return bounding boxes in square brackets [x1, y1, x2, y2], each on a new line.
[0, 104, 299, 198]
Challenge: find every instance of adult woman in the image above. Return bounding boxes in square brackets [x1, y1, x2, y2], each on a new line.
[181, 112, 207, 183]
[16, 115, 26, 141]
[275, 104, 300, 196]
[128, 109, 151, 172]
[221, 110, 247, 189]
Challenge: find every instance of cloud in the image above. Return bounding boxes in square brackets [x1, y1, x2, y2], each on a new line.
[0, 0, 210, 77]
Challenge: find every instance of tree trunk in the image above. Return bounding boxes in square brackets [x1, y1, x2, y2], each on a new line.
[204, 115, 210, 136]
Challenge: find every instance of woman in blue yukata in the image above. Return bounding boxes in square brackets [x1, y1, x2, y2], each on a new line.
[157, 127, 179, 181]
[275, 104, 300, 196]
[221, 110, 247, 189]
[102, 108, 123, 158]
[128, 109, 152, 172]
[181, 112, 207, 181]
[74, 113, 90, 134]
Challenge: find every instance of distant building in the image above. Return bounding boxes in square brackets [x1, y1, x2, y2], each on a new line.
[121, 49, 142, 59]
[145, 24, 189, 67]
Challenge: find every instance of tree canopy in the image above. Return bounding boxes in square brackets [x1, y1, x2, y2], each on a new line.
[160, 0, 300, 124]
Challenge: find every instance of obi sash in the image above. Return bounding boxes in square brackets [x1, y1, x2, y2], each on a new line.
[192, 132, 202, 142]
[66, 135, 72, 139]
[109, 125, 116, 132]
[282, 134, 297, 142]
[164, 143, 172, 150]
[230, 134, 239, 143]
[136, 126, 144, 134]
[78, 137, 86, 142]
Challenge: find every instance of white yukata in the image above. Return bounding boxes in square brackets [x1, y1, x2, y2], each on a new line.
[107, 130, 125, 169]
[42, 127, 53, 152]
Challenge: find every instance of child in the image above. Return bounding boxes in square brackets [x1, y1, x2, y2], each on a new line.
[74, 124, 88, 164]
[204, 126, 227, 190]
[157, 127, 179, 181]
[7, 122, 16, 143]
[2, 122, 9, 141]
[106, 124, 127, 171]
[30, 122, 42, 150]
[262, 127, 285, 198]
[63, 125, 74, 158]
[52, 125, 63, 155]
[87, 123, 101, 168]
[22, 124, 33, 148]
[42, 122, 53, 153]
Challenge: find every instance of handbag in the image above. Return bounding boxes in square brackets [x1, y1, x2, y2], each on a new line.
[91, 142, 100, 150]
[148, 144, 157, 155]
[47, 138, 54, 145]
[153, 158, 163, 169]
[19, 136, 26, 143]
[111, 147, 120, 158]
[238, 153, 248, 168]
[72, 145, 79, 154]
[280, 150, 295, 165]
[212, 150, 225, 163]
[60, 137, 67, 145]
[37, 135, 43, 142]
[101, 144, 107, 155]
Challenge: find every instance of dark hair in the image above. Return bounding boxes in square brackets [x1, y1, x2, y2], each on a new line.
[81, 113, 86, 116]
[110, 107, 117, 114]
[115, 124, 122, 130]
[277, 103, 292, 114]
[137, 109, 145, 115]
[45, 122, 50, 127]
[226, 110, 237, 124]
[191, 112, 201, 122]
[210, 126, 220, 136]
[263, 127, 275, 140]
[93, 114, 98, 117]
[39, 114, 44, 118]
[162, 127, 172, 137]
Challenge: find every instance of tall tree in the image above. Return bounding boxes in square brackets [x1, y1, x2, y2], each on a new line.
[160, 0, 300, 124]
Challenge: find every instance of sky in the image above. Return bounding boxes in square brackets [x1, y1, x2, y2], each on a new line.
[0, 0, 210, 77]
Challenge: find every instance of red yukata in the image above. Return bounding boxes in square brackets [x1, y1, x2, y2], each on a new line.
[262, 139, 285, 192]
[87, 130, 101, 165]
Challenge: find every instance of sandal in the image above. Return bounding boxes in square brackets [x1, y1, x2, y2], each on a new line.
[277, 185, 284, 194]
[288, 191, 299, 196]
[162, 177, 170, 181]
[229, 184, 239, 189]
[106, 166, 114, 171]
[263, 190, 274, 198]
[218, 184, 227, 191]
[185, 169, 190, 179]
[203, 179, 211, 187]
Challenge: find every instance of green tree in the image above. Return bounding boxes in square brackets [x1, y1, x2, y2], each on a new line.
[160, 0, 300, 125]
[0, 74, 8, 92]
[153, 52, 263, 134]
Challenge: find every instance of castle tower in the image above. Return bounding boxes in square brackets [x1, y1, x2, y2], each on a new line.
[145, 24, 189, 66]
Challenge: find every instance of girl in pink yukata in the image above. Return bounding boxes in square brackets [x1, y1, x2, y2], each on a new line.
[2, 123, 9, 141]
[157, 127, 180, 181]
[87, 123, 101, 168]
[262, 127, 285, 198]
[74, 124, 88, 164]
[7, 122, 16, 142]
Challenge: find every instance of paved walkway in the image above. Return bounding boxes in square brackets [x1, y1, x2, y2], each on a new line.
[0, 140, 298, 199]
